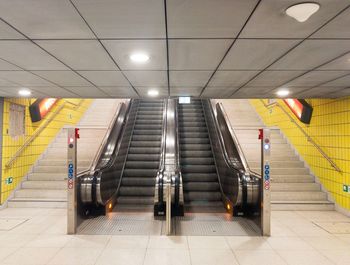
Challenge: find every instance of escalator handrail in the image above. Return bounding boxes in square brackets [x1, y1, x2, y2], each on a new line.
[157, 99, 168, 204]
[88, 99, 131, 174]
[174, 99, 183, 206]
[215, 101, 260, 177]
[79, 99, 132, 204]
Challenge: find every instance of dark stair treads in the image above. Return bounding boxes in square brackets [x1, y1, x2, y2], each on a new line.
[117, 100, 164, 208]
[178, 99, 223, 210]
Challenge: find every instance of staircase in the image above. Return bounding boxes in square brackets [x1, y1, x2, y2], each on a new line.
[117, 100, 164, 209]
[219, 99, 334, 211]
[7, 99, 122, 208]
[178, 99, 223, 211]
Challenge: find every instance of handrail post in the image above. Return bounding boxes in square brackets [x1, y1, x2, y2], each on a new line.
[166, 176, 172, 235]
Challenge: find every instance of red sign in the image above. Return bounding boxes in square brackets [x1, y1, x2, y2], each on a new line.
[29, 98, 58, 122]
[283, 99, 313, 124]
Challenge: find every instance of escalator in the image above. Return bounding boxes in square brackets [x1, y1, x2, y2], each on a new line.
[178, 99, 223, 211]
[79, 99, 166, 214]
[117, 100, 164, 209]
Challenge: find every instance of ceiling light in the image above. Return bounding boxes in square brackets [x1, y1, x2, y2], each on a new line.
[18, 89, 31, 97]
[148, 89, 159, 97]
[286, 2, 320, 22]
[276, 89, 290, 97]
[130, 52, 150, 63]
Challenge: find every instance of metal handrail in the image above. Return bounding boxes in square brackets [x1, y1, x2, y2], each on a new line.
[5, 99, 84, 168]
[88, 100, 129, 174]
[259, 99, 342, 173]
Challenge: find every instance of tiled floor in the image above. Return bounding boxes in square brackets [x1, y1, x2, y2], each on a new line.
[0, 208, 349, 264]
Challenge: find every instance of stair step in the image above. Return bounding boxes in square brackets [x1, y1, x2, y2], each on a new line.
[28, 173, 66, 181]
[22, 180, 66, 190]
[271, 191, 327, 201]
[15, 189, 66, 199]
[271, 183, 320, 191]
[271, 202, 334, 211]
[8, 198, 66, 208]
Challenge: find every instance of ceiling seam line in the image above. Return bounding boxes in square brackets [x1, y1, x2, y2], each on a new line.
[163, 0, 170, 97]
[264, 49, 350, 95]
[0, 18, 111, 97]
[198, 0, 263, 97]
[0, 50, 81, 97]
[69, 0, 140, 98]
[229, 4, 350, 97]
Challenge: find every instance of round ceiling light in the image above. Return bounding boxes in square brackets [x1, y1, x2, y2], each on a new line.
[147, 89, 159, 97]
[276, 89, 290, 97]
[286, 2, 320, 22]
[129, 52, 150, 63]
[18, 89, 31, 97]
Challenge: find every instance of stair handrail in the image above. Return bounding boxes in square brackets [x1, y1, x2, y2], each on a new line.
[5, 99, 84, 169]
[259, 99, 342, 173]
[88, 99, 130, 174]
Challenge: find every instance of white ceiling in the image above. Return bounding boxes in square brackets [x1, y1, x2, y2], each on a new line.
[0, 0, 349, 98]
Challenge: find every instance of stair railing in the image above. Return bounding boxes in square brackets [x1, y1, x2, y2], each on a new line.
[5, 99, 84, 169]
[259, 99, 341, 173]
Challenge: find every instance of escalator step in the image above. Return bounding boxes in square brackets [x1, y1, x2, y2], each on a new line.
[184, 182, 220, 191]
[121, 177, 156, 186]
[180, 150, 213, 157]
[127, 154, 160, 161]
[130, 141, 161, 148]
[117, 196, 154, 205]
[180, 144, 212, 151]
[180, 138, 210, 144]
[182, 173, 218, 182]
[125, 161, 159, 169]
[181, 165, 216, 173]
[128, 147, 161, 154]
[119, 186, 155, 196]
[123, 169, 158, 177]
[184, 191, 221, 201]
[182, 157, 214, 165]
[132, 135, 162, 141]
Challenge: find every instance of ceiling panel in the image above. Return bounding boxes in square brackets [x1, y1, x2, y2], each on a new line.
[136, 86, 168, 98]
[0, 41, 67, 70]
[102, 40, 167, 71]
[312, 7, 350, 38]
[246, 70, 304, 87]
[64, 86, 109, 97]
[169, 40, 231, 70]
[33, 71, 91, 86]
[0, 87, 18, 97]
[318, 52, 350, 70]
[170, 71, 212, 87]
[170, 86, 202, 97]
[0, 21, 25, 39]
[0, 0, 94, 39]
[124, 71, 167, 87]
[220, 39, 300, 70]
[79, 71, 130, 86]
[296, 86, 343, 98]
[208, 71, 259, 87]
[0, 71, 53, 86]
[269, 40, 350, 71]
[27, 86, 79, 98]
[73, 0, 165, 38]
[36, 40, 116, 70]
[201, 86, 236, 98]
[320, 74, 350, 87]
[99, 86, 138, 98]
[327, 88, 350, 98]
[283, 71, 350, 87]
[167, 0, 257, 38]
[0, 78, 16, 86]
[0, 59, 21, 70]
[240, 0, 350, 38]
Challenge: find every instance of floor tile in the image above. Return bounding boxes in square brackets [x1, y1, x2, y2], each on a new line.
[3, 247, 60, 265]
[0, 234, 37, 247]
[65, 235, 111, 248]
[144, 249, 191, 265]
[95, 248, 146, 265]
[0, 248, 18, 260]
[190, 249, 239, 265]
[321, 249, 350, 264]
[48, 247, 103, 265]
[234, 250, 287, 265]
[302, 236, 350, 250]
[148, 236, 188, 249]
[25, 234, 72, 248]
[289, 223, 331, 237]
[266, 236, 313, 250]
[188, 236, 229, 249]
[106, 235, 149, 249]
[277, 250, 335, 265]
[226, 236, 272, 250]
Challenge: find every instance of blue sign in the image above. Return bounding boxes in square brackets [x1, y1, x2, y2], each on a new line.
[68, 163, 74, 179]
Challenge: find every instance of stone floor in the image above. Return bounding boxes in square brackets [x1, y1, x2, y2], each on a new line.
[0, 208, 349, 265]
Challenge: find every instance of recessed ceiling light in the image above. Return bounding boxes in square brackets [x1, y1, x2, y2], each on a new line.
[130, 52, 150, 63]
[276, 89, 290, 97]
[286, 2, 320, 22]
[18, 89, 31, 97]
[147, 89, 159, 97]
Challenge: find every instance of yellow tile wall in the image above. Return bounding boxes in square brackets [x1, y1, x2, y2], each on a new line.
[1, 98, 92, 204]
[250, 98, 350, 211]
